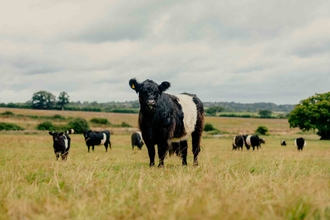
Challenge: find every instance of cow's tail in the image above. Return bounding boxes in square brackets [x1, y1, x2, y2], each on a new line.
[65, 129, 75, 134]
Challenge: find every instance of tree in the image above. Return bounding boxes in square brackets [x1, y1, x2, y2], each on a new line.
[31, 91, 56, 109]
[258, 109, 272, 118]
[58, 91, 70, 110]
[205, 106, 224, 116]
[288, 92, 330, 140]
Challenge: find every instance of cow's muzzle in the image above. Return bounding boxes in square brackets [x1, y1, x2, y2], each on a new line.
[146, 100, 156, 110]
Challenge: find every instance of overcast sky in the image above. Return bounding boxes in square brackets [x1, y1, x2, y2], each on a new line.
[1, 0, 329, 105]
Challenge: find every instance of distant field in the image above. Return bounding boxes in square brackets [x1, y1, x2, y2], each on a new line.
[1, 107, 330, 219]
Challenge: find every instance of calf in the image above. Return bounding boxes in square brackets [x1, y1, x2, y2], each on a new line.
[131, 131, 144, 150]
[295, 137, 306, 151]
[245, 135, 265, 150]
[83, 130, 111, 152]
[232, 135, 245, 150]
[129, 78, 204, 167]
[280, 140, 287, 146]
[49, 129, 74, 160]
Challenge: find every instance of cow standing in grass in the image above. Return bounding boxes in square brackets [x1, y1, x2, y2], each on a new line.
[232, 135, 245, 150]
[131, 131, 144, 150]
[83, 130, 111, 152]
[245, 135, 265, 150]
[129, 78, 204, 167]
[295, 137, 306, 151]
[281, 140, 287, 146]
[49, 129, 74, 160]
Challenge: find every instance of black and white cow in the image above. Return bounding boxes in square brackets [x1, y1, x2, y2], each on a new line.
[244, 135, 265, 150]
[83, 130, 111, 152]
[131, 131, 144, 150]
[295, 137, 306, 151]
[232, 135, 245, 150]
[280, 140, 287, 146]
[129, 78, 204, 167]
[49, 129, 74, 160]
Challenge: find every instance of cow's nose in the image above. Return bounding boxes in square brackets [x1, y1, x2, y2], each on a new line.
[147, 100, 155, 105]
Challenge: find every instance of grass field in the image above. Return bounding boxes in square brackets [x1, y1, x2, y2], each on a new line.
[1, 108, 330, 220]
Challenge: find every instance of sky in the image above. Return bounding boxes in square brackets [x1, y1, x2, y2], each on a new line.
[0, 0, 329, 105]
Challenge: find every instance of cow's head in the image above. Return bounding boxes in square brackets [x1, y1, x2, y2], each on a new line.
[83, 130, 92, 140]
[49, 131, 66, 152]
[129, 78, 170, 112]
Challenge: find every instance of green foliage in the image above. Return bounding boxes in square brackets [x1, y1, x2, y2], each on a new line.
[255, 126, 268, 135]
[57, 91, 70, 110]
[31, 91, 56, 109]
[0, 122, 24, 131]
[205, 106, 224, 116]
[204, 123, 216, 132]
[67, 118, 89, 134]
[1, 111, 14, 116]
[288, 92, 330, 140]
[120, 122, 131, 128]
[50, 114, 66, 120]
[258, 109, 272, 118]
[90, 118, 110, 125]
[36, 121, 58, 131]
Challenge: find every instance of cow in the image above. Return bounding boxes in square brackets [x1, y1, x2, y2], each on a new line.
[280, 140, 287, 146]
[244, 135, 265, 150]
[129, 78, 204, 167]
[232, 135, 245, 150]
[83, 130, 111, 152]
[49, 129, 74, 160]
[295, 137, 306, 151]
[131, 131, 144, 150]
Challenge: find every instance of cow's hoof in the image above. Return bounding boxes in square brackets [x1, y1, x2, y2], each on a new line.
[149, 162, 155, 167]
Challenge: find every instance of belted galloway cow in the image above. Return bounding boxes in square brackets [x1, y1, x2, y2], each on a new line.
[129, 78, 204, 167]
[131, 131, 144, 150]
[83, 130, 111, 152]
[49, 129, 74, 160]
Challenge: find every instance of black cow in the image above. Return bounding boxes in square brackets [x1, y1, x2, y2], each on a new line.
[131, 131, 144, 150]
[295, 137, 306, 151]
[244, 135, 265, 150]
[280, 140, 287, 146]
[49, 129, 74, 160]
[129, 78, 204, 167]
[83, 130, 111, 152]
[232, 135, 245, 150]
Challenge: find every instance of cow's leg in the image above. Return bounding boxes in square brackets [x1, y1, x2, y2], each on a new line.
[191, 131, 201, 166]
[157, 143, 168, 167]
[104, 143, 108, 152]
[55, 152, 59, 160]
[146, 144, 156, 167]
[180, 140, 188, 166]
[92, 146, 95, 152]
[87, 146, 90, 153]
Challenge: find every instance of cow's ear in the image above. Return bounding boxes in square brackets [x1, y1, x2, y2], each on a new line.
[59, 132, 64, 136]
[49, 131, 53, 135]
[159, 81, 170, 93]
[129, 78, 140, 93]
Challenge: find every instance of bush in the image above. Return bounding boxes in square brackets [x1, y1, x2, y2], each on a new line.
[120, 122, 131, 128]
[255, 126, 268, 135]
[36, 121, 58, 131]
[50, 114, 66, 120]
[67, 118, 89, 134]
[204, 123, 216, 132]
[0, 111, 14, 116]
[90, 118, 110, 125]
[0, 122, 24, 131]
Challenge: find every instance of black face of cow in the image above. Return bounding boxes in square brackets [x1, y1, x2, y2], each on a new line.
[49, 132, 66, 151]
[129, 78, 170, 112]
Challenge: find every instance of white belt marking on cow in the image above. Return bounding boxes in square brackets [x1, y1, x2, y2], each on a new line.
[246, 135, 252, 146]
[100, 133, 107, 145]
[64, 136, 69, 149]
[172, 94, 197, 141]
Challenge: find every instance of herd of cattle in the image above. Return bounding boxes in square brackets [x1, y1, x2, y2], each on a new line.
[232, 134, 306, 151]
[48, 78, 307, 167]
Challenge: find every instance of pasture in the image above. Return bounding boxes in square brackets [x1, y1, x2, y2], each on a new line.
[1, 108, 330, 219]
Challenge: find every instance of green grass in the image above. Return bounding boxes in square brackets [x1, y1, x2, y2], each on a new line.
[1, 108, 330, 219]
